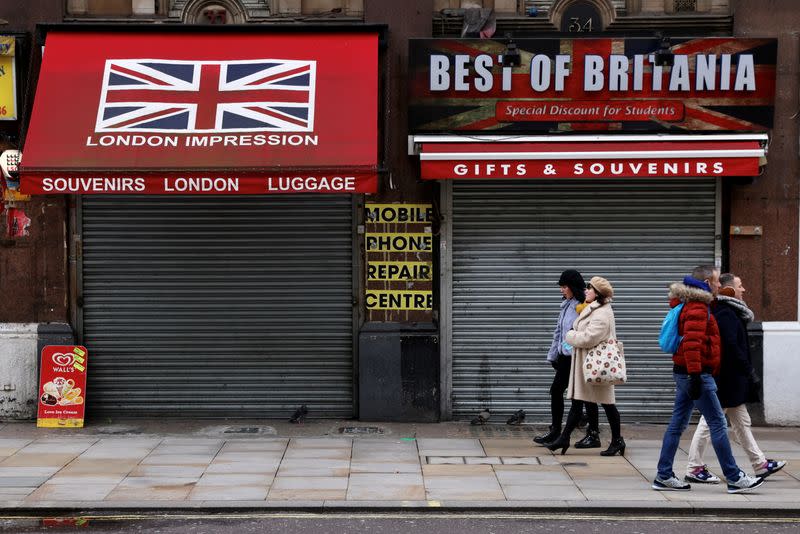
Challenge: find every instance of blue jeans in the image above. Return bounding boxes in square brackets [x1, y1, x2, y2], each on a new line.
[656, 373, 742, 482]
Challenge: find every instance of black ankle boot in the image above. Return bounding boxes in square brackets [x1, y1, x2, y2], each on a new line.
[574, 429, 601, 449]
[545, 433, 571, 455]
[533, 426, 560, 445]
[600, 437, 626, 456]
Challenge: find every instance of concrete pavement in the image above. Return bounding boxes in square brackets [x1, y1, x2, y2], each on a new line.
[0, 420, 798, 514]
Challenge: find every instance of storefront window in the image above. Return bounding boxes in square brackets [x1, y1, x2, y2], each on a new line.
[674, 0, 698, 12]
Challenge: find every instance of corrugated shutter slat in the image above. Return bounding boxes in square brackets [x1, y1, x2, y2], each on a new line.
[81, 195, 354, 418]
[451, 179, 716, 422]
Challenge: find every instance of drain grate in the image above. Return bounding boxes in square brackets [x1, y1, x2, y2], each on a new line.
[338, 426, 384, 435]
[474, 425, 537, 432]
[561, 462, 589, 467]
[223, 426, 262, 434]
[95, 425, 142, 435]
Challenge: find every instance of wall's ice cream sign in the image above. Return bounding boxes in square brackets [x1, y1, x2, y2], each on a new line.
[37, 346, 88, 428]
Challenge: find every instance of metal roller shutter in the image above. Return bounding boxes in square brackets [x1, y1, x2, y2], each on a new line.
[80, 195, 354, 418]
[451, 179, 716, 423]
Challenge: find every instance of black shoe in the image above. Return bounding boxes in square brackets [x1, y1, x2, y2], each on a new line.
[574, 429, 601, 449]
[506, 409, 525, 426]
[470, 409, 491, 426]
[546, 434, 571, 455]
[576, 413, 589, 429]
[600, 437, 626, 456]
[533, 426, 560, 445]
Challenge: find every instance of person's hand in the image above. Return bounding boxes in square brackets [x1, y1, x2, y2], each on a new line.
[747, 369, 761, 385]
[689, 374, 703, 400]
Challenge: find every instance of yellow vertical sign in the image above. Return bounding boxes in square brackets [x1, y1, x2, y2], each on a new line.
[0, 36, 16, 120]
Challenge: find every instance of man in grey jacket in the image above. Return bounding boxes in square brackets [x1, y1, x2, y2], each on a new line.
[534, 270, 589, 445]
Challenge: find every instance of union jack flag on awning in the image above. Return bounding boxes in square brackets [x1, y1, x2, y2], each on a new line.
[96, 58, 316, 133]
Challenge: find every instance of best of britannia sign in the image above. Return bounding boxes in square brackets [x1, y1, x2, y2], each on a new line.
[409, 37, 777, 133]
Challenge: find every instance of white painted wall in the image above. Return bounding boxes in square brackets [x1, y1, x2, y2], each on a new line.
[0, 324, 39, 420]
[761, 321, 800, 426]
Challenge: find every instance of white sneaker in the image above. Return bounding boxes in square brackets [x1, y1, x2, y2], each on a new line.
[652, 474, 691, 491]
[726, 471, 765, 494]
[755, 459, 787, 479]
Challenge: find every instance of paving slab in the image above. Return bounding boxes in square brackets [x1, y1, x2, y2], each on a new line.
[16, 443, 95, 455]
[212, 451, 284, 462]
[195, 474, 274, 486]
[580, 489, 668, 501]
[494, 467, 574, 486]
[0, 466, 62, 477]
[128, 465, 209, 478]
[220, 440, 288, 452]
[78, 448, 155, 460]
[289, 438, 352, 449]
[160, 438, 224, 447]
[188, 485, 269, 501]
[0, 439, 32, 457]
[0, 476, 51, 487]
[27, 483, 118, 501]
[424, 475, 505, 501]
[150, 445, 223, 455]
[268, 477, 348, 500]
[106, 477, 197, 501]
[0, 421, 797, 512]
[346, 473, 426, 501]
[350, 461, 421, 474]
[282, 448, 351, 461]
[277, 458, 350, 477]
[422, 464, 494, 476]
[480, 439, 540, 457]
[204, 460, 280, 474]
[0, 453, 78, 467]
[661, 489, 749, 501]
[45, 474, 129, 485]
[58, 459, 140, 475]
[139, 454, 216, 466]
[502, 484, 585, 501]
[416, 438, 484, 457]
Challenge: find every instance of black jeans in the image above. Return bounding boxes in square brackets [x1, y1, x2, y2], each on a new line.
[549, 354, 572, 430]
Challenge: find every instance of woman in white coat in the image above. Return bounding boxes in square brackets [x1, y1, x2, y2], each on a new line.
[546, 276, 625, 456]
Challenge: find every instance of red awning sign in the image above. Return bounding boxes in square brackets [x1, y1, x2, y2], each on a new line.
[20, 30, 379, 194]
[419, 140, 765, 180]
[22, 172, 377, 194]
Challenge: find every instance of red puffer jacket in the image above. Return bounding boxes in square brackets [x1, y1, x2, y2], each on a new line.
[668, 283, 721, 375]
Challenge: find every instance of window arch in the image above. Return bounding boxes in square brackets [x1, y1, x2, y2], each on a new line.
[550, 0, 617, 32]
[182, 0, 247, 24]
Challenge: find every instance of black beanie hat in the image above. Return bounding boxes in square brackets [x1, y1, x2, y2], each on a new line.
[558, 269, 586, 303]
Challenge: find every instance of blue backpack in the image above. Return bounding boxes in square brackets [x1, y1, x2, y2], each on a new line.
[658, 303, 685, 354]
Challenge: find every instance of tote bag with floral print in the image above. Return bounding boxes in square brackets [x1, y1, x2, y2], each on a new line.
[583, 338, 626, 385]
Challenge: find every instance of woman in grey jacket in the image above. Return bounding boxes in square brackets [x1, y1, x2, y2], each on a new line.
[533, 270, 588, 445]
[547, 276, 625, 456]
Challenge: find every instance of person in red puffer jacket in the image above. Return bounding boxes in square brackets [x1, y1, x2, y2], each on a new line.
[652, 265, 765, 495]
[671, 278, 721, 377]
